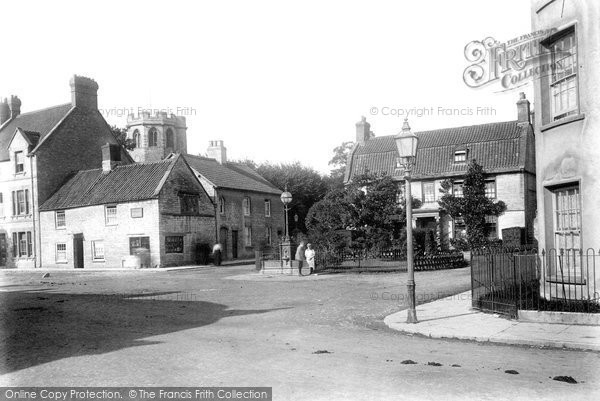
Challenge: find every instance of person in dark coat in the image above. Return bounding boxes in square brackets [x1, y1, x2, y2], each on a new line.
[295, 241, 306, 276]
[212, 243, 223, 266]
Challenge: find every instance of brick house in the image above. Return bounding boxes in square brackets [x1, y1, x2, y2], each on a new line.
[177, 141, 284, 260]
[0, 76, 132, 268]
[344, 95, 536, 248]
[38, 149, 215, 268]
[530, 0, 600, 297]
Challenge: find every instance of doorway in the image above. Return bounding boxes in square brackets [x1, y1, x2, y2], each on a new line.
[73, 234, 84, 269]
[231, 230, 238, 259]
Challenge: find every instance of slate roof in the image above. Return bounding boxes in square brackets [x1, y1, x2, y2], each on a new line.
[346, 120, 532, 181]
[182, 154, 282, 195]
[40, 157, 178, 211]
[0, 103, 72, 161]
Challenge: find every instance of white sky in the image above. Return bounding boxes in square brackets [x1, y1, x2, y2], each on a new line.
[0, 0, 533, 175]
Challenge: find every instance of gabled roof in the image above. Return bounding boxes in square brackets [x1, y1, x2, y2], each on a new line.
[346, 120, 533, 181]
[182, 154, 282, 195]
[0, 103, 73, 161]
[40, 156, 180, 211]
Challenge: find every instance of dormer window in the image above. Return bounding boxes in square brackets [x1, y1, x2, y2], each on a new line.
[15, 151, 24, 173]
[454, 150, 467, 163]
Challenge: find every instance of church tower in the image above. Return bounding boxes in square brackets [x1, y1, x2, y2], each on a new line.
[126, 111, 187, 163]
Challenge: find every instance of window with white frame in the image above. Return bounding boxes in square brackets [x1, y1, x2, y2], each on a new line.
[15, 151, 24, 173]
[55, 210, 66, 229]
[244, 226, 252, 246]
[452, 181, 464, 198]
[91, 240, 105, 260]
[105, 205, 117, 225]
[12, 189, 29, 215]
[485, 215, 498, 240]
[484, 179, 496, 199]
[243, 197, 251, 216]
[12, 231, 32, 257]
[422, 181, 435, 203]
[56, 243, 67, 262]
[547, 29, 579, 121]
[454, 150, 467, 163]
[553, 185, 580, 251]
[264, 200, 271, 217]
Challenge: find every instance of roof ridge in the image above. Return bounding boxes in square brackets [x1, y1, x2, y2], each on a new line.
[15, 102, 72, 117]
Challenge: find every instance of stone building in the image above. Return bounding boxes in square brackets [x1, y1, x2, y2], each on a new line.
[38, 150, 214, 268]
[125, 111, 188, 163]
[176, 140, 284, 260]
[530, 0, 599, 296]
[0, 76, 132, 268]
[345, 95, 536, 248]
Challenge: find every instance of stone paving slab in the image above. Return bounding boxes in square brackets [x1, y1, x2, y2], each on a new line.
[384, 290, 600, 352]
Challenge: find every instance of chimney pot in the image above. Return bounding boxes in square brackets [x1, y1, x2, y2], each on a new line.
[207, 140, 227, 164]
[356, 116, 371, 144]
[0, 97, 10, 125]
[517, 92, 531, 124]
[70, 75, 99, 110]
[101, 143, 121, 172]
[9, 95, 21, 119]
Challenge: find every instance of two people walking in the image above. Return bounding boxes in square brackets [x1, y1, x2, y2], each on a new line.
[295, 241, 315, 276]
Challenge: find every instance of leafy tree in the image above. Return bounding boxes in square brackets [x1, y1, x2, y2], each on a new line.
[111, 125, 135, 150]
[438, 159, 506, 249]
[254, 162, 330, 234]
[328, 141, 355, 185]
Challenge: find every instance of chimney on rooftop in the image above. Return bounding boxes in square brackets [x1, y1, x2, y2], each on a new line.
[356, 116, 370, 144]
[517, 92, 531, 124]
[207, 140, 227, 164]
[0, 98, 10, 125]
[70, 75, 99, 110]
[101, 143, 121, 172]
[9, 95, 21, 119]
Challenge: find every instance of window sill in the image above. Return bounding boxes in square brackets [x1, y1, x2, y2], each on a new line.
[92, 259, 106, 263]
[546, 275, 586, 285]
[55, 261, 68, 264]
[540, 113, 585, 133]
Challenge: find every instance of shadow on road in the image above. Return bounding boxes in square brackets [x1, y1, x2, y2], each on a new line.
[0, 290, 285, 374]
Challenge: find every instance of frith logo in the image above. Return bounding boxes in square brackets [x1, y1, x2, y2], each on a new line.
[463, 29, 564, 91]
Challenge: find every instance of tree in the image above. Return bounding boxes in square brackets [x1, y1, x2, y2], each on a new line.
[111, 125, 135, 150]
[438, 159, 506, 249]
[328, 141, 355, 185]
[254, 162, 330, 235]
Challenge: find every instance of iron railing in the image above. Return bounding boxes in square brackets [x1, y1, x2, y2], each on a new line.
[471, 248, 600, 318]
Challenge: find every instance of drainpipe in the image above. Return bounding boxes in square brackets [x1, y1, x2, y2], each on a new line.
[29, 154, 39, 268]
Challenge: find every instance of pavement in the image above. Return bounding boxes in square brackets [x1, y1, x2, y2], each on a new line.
[384, 290, 600, 352]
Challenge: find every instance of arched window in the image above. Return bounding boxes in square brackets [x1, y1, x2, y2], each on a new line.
[148, 128, 158, 147]
[219, 196, 225, 214]
[132, 129, 140, 148]
[166, 128, 174, 148]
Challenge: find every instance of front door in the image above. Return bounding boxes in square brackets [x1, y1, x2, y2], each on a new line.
[73, 234, 84, 269]
[219, 227, 228, 260]
[231, 230, 238, 259]
[0, 234, 6, 267]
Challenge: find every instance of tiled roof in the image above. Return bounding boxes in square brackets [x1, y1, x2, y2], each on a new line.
[347, 120, 530, 181]
[0, 103, 72, 160]
[40, 158, 177, 211]
[183, 154, 282, 195]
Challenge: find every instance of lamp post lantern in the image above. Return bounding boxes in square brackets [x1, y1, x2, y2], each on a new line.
[395, 118, 419, 324]
[280, 186, 292, 241]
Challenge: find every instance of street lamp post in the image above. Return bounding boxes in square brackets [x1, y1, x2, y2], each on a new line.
[280, 186, 293, 266]
[395, 118, 419, 324]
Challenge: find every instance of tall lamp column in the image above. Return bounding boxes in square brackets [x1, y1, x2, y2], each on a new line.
[395, 118, 419, 324]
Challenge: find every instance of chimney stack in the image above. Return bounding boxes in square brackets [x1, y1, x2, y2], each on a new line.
[101, 143, 121, 172]
[0, 98, 10, 125]
[9, 95, 21, 119]
[356, 116, 370, 144]
[207, 140, 227, 164]
[70, 75, 99, 110]
[517, 92, 531, 124]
